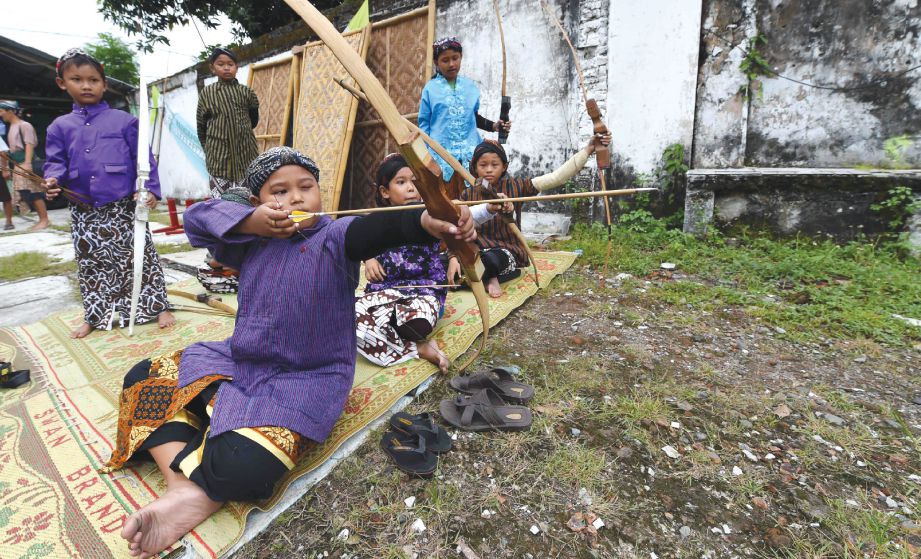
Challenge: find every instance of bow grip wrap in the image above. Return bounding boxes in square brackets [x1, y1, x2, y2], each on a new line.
[498, 95, 511, 144]
[585, 99, 610, 170]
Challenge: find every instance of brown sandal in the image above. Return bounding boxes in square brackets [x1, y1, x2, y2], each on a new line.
[439, 388, 532, 432]
[448, 366, 534, 404]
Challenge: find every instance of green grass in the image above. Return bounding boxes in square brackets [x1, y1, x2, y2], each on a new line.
[557, 223, 921, 346]
[155, 242, 194, 255]
[0, 252, 76, 282]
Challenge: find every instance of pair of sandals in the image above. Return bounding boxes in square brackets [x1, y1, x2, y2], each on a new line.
[440, 366, 534, 432]
[380, 411, 452, 478]
[0, 362, 30, 389]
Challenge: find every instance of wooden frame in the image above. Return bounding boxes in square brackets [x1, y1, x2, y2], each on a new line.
[246, 55, 298, 151]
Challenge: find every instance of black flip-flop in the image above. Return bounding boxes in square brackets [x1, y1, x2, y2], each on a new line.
[439, 388, 532, 432]
[449, 366, 534, 404]
[0, 370, 30, 389]
[389, 411, 452, 453]
[380, 432, 437, 478]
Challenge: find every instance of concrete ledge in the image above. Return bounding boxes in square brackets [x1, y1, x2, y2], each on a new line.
[687, 167, 921, 193]
[684, 168, 921, 242]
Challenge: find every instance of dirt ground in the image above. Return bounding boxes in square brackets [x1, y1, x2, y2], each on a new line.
[236, 263, 921, 559]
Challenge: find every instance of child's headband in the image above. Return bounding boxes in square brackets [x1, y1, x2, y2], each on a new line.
[56, 48, 103, 77]
[432, 37, 462, 60]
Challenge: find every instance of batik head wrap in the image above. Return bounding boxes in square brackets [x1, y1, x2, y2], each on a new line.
[220, 186, 254, 206]
[469, 139, 509, 175]
[56, 48, 105, 78]
[432, 36, 462, 60]
[242, 147, 320, 197]
[208, 47, 238, 64]
[374, 153, 410, 207]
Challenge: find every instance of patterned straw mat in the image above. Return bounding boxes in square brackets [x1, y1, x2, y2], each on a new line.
[0, 251, 576, 558]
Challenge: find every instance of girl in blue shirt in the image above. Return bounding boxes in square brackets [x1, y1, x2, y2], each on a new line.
[418, 37, 511, 180]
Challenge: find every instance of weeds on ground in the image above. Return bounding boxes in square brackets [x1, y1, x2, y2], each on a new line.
[557, 223, 921, 346]
[0, 251, 76, 282]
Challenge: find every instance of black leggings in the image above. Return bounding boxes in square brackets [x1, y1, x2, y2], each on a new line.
[480, 248, 521, 283]
[123, 360, 292, 502]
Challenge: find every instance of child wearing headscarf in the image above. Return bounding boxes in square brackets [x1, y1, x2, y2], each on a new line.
[418, 37, 511, 180]
[103, 147, 478, 559]
[355, 154, 507, 372]
[42, 48, 174, 338]
[451, 134, 611, 298]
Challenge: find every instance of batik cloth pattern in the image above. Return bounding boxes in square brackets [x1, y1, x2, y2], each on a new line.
[70, 197, 170, 330]
[418, 75, 483, 180]
[102, 351, 311, 502]
[355, 291, 440, 367]
[208, 176, 243, 199]
[364, 240, 447, 306]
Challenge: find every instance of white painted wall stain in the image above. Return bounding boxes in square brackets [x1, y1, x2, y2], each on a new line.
[608, 0, 703, 175]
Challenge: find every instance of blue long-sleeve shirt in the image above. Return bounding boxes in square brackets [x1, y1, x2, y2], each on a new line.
[418, 75, 487, 180]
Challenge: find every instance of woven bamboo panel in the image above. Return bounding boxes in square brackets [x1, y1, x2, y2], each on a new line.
[248, 58, 295, 152]
[345, 7, 431, 209]
[294, 28, 369, 213]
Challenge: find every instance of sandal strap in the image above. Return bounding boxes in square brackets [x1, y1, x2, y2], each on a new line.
[389, 432, 427, 455]
[458, 400, 505, 431]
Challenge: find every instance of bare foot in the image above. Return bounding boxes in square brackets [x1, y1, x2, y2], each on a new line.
[486, 277, 503, 298]
[157, 311, 176, 329]
[71, 323, 93, 339]
[121, 481, 222, 558]
[418, 340, 450, 373]
[28, 220, 49, 232]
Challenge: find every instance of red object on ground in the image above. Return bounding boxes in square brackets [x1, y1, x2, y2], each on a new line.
[152, 198, 196, 235]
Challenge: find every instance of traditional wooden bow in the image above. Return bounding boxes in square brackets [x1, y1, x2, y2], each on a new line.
[539, 0, 615, 281]
[285, 0, 489, 372]
[493, 0, 511, 144]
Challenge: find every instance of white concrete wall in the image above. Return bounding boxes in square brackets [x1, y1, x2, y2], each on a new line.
[436, 0, 577, 176]
[607, 0, 703, 175]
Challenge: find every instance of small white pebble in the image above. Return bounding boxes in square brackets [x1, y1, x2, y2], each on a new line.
[722, 524, 731, 534]
[481, 509, 493, 519]
[336, 528, 349, 541]
[764, 453, 776, 460]
[662, 445, 681, 459]
[529, 524, 540, 535]
[670, 421, 681, 429]
[411, 519, 426, 533]
[592, 517, 605, 529]
[404, 496, 416, 508]
[732, 466, 743, 476]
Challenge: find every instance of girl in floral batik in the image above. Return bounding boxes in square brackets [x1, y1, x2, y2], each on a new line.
[418, 37, 511, 180]
[356, 154, 507, 372]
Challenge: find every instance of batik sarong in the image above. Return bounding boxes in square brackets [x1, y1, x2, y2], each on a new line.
[102, 351, 312, 502]
[355, 290, 440, 367]
[70, 198, 170, 330]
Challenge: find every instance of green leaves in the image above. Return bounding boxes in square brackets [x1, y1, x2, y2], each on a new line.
[84, 33, 139, 85]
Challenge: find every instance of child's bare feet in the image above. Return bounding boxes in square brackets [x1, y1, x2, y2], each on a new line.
[28, 220, 49, 232]
[157, 311, 176, 329]
[121, 480, 222, 558]
[486, 277, 503, 298]
[418, 340, 449, 373]
[71, 322, 93, 339]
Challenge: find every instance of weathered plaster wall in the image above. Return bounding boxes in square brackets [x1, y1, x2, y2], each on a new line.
[435, 0, 576, 177]
[695, 0, 921, 168]
[608, 0, 703, 174]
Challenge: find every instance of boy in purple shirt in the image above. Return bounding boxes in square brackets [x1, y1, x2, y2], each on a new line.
[43, 48, 175, 338]
[102, 147, 477, 558]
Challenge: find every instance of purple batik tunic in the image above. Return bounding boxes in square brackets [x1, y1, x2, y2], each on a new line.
[181, 199, 359, 443]
[43, 102, 160, 205]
